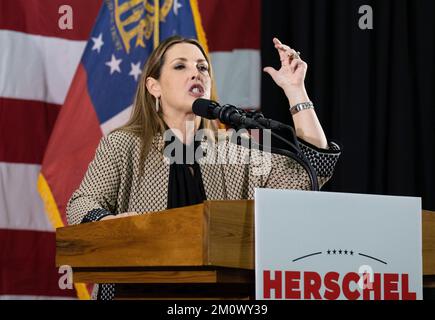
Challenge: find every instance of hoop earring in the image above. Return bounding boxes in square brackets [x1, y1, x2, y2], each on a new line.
[155, 96, 160, 113]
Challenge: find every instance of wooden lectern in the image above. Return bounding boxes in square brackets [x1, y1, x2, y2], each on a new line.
[56, 200, 255, 299]
[56, 201, 435, 299]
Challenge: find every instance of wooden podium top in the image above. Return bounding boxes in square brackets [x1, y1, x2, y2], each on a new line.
[56, 202, 435, 286]
[57, 200, 255, 270]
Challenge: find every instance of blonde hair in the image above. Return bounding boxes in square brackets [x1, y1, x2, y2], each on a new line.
[116, 36, 218, 174]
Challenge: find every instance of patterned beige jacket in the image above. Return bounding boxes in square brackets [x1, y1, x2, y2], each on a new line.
[67, 130, 340, 225]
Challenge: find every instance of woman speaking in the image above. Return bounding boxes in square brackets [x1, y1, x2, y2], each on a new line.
[66, 35, 341, 299]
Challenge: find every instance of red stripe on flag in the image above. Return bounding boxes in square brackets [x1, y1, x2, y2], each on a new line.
[0, 0, 102, 41]
[0, 228, 76, 297]
[0, 98, 60, 164]
[41, 64, 103, 224]
[198, 0, 260, 51]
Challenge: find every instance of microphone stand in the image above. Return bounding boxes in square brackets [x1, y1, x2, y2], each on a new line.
[203, 102, 319, 191]
[231, 112, 319, 191]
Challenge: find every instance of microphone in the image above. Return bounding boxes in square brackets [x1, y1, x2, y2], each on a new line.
[192, 98, 293, 132]
[192, 98, 220, 119]
[192, 98, 259, 129]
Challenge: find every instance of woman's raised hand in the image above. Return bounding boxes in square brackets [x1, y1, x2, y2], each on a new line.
[263, 37, 308, 96]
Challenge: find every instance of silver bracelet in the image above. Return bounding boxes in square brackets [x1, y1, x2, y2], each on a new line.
[290, 101, 314, 115]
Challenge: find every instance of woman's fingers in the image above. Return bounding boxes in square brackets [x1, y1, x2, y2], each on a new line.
[290, 59, 307, 73]
[273, 37, 281, 46]
[275, 46, 290, 65]
[264, 59, 305, 78]
[100, 212, 138, 221]
[290, 58, 300, 73]
[100, 215, 117, 221]
[263, 66, 278, 79]
[263, 67, 280, 86]
[273, 37, 300, 66]
[123, 212, 138, 215]
[274, 37, 292, 53]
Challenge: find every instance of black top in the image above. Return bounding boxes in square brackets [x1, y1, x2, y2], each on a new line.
[165, 131, 207, 209]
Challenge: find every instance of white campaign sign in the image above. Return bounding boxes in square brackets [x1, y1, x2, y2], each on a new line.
[254, 188, 422, 300]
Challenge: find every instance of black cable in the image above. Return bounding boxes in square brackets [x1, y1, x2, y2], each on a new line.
[255, 125, 319, 192]
[230, 125, 319, 191]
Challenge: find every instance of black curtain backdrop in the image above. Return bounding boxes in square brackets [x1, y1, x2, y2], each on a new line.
[261, 0, 435, 211]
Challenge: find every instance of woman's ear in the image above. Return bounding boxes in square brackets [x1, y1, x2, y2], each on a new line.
[145, 77, 161, 98]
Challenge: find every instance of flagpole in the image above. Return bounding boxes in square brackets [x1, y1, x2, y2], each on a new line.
[154, 0, 160, 49]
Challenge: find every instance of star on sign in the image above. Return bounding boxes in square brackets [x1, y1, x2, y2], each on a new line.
[129, 62, 142, 81]
[173, 0, 182, 15]
[105, 54, 122, 75]
[91, 33, 104, 53]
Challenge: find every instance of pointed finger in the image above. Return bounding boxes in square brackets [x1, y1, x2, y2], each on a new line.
[274, 38, 292, 53]
[273, 37, 282, 45]
[277, 47, 290, 66]
[272, 38, 289, 64]
[273, 38, 300, 66]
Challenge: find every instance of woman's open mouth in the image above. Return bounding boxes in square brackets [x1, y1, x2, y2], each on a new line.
[188, 83, 205, 98]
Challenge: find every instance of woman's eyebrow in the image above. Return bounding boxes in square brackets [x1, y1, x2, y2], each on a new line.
[170, 57, 207, 63]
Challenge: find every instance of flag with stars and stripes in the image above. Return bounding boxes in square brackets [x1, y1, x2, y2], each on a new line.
[37, 0, 209, 299]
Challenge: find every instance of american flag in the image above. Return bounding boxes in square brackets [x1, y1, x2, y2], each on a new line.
[0, 0, 260, 299]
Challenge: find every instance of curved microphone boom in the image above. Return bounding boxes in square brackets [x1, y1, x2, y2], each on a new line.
[191, 98, 319, 191]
